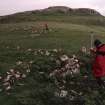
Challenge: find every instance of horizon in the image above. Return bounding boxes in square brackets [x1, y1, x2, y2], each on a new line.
[0, 0, 105, 16]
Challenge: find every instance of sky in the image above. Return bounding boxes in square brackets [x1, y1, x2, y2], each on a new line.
[0, 0, 105, 16]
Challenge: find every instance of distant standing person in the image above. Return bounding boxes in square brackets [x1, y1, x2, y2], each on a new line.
[90, 39, 105, 88]
[42, 23, 49, 33]
[45, 23, 49, 31]
[43, 23, 49, 33]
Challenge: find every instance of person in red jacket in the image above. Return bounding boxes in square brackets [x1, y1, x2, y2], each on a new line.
[90, 39, 105, 88]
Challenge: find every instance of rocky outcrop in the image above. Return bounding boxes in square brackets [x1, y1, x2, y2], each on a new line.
[41, 6, 101, 15]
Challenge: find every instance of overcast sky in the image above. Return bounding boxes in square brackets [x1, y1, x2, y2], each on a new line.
[0, 0, 105, 16]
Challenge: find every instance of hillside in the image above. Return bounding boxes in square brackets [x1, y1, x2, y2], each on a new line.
[42, 6, 101, 15]
[0, 6, 105, 26]
[0, 6, 105, 105]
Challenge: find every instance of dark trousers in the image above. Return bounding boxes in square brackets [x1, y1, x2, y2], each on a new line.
[96, 77, 105, 87]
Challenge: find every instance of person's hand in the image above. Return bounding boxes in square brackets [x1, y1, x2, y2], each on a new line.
[90, 48, 96, 53]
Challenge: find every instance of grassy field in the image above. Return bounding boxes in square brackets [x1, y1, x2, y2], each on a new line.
[0, 19, 105, 67]
[0, 14, 105, 105]
[0, 21, 105, 48]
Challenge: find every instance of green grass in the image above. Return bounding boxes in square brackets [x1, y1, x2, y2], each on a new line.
[0, 21, 105, 49]
[1, 14, 105, 26]
[0, 14, 105, 105]
[0, 20, 105, 72]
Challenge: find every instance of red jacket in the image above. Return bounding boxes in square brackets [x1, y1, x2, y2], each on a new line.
[92, 44, 105, 77]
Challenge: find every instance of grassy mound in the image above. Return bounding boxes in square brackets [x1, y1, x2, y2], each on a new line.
[0, 8, 105, 105]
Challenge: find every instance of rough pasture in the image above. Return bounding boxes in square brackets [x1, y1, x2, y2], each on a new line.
[0, 47, 104, 105]
[0, 15, 105, 104]
[0, 22, 105, 52]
